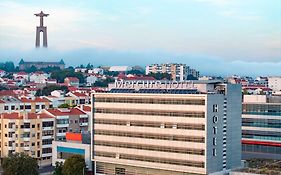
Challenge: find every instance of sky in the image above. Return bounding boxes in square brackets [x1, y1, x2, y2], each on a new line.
[0, 0, 280, 76]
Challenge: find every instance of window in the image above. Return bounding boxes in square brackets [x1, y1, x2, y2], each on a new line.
[11, 106, 15, 110]
[25, 105, 31, 109]
[213, 116, 218, 124]
[4, 106, 8, 110]
[213, 104, 218, 112]
[37, 142, 40, 146]
[20, 143, 24, 147]
[32, 133, 35, 137]
[36, 105, 40, 109]
[37, 124, 40, 128]
[37, 133, 40, 139]
[20, 105, 24, 110]
[32, 142, 35, 146]
[115, 167, 125, 175]
[42, 105, 45, 109]
[32, 124, 35, 128]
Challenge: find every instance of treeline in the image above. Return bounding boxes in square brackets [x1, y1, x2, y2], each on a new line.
[0, 61, 16, 72]
[35, 85, 69, 96]
[50, 68, 85, 83]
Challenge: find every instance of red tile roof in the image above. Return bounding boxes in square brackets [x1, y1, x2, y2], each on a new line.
[20, 97, 50, 103]
[46, 108, 86, 116]
[72, 92, 88, 97]
[77, 105, 91, 112]
[1, 112, 54, 119]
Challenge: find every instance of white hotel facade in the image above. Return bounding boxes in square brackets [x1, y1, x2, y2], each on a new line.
[91, 80, 241, 175]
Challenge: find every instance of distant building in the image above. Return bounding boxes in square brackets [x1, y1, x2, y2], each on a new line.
[0, 70, 6, 77]
[64, 77, 79, 87]
[19, 59, 65, 70]
[145, 63, 199, 81]
[109, 66, 132, 72]
[242, 95, 281, 160]
[268, 76, 281, 93]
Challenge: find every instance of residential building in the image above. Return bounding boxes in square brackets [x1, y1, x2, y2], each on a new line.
[52, 132, 92, 171]
[88, 68, 104, 75]
[43, 108, 89, 141]
[66, 92, 91, 106]
[242, 95, 281, 160]
[29, 71, 50, 84]
[268, 76, 281, 94]
[92, 80, 241, 175]
[64, 77, 80, 87]
[109, 66, 132, 72]
[19, 59, 65, 70]
[86, 74, 98, 86]
[0, 112, 55, 166]
[145, 63, 200, 81]
[0, 70, 6, 77]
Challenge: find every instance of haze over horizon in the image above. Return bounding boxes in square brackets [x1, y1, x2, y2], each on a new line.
[0, 0, 280, 76]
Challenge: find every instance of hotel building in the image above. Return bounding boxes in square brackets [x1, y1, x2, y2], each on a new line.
[92, 80, 241, 175]
[0, 112, 55, 165]
[242, 95, 281, 160]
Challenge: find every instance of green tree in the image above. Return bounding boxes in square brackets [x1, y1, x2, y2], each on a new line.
[62, 155, 86, 175]
[53, 161, 63, 175]
[35, 85, 68, 96]
[2, 152, 39, 175]
[51, 69, 85, 84]
[0, 61, 15, 72]
[58, 103, 70, 108]
[148, 72, 171, 80]
[86, 63, 93, 69]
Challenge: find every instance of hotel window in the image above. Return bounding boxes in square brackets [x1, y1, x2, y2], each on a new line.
[213, 104, 218, 112]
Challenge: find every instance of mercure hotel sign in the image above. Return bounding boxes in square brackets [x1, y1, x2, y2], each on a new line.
[111, 80, 196, 89]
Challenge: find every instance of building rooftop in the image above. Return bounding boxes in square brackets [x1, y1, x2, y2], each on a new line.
[0, 112, 53, 119]
[46, 108, 86, 116]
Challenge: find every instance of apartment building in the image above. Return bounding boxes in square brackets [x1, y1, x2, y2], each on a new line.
[268, 76, 281, 94]
[242, 95, 281, 160]
[92, 80, 241, 175]
[0, 96, 52, 113]
[43, 108, 89, 141]
[0, 112, 55, 165]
